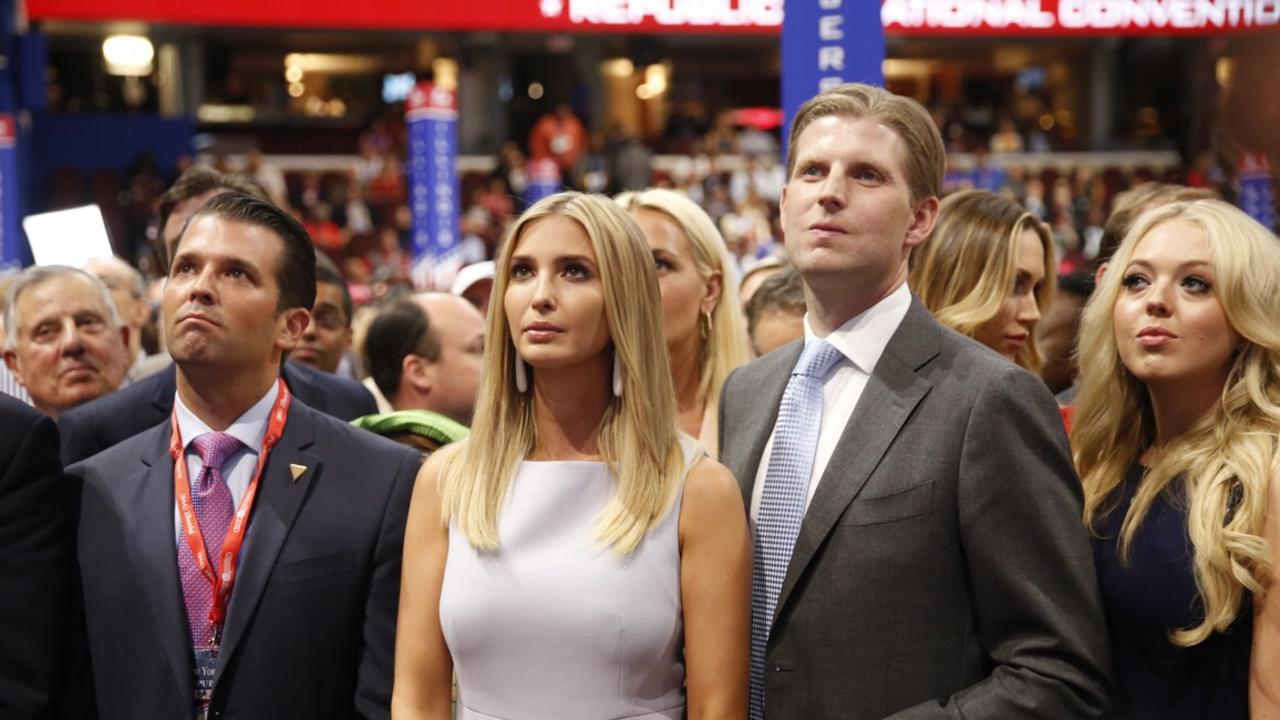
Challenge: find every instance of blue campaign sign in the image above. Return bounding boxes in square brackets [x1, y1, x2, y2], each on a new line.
[0, 113, 19, 267]
[1238, 152, 1276, 233]
[406, 82, 461, 289]
[781, 0, 886, 151]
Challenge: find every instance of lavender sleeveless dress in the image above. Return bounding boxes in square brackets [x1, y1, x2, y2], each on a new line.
[439, 437, 704, 720]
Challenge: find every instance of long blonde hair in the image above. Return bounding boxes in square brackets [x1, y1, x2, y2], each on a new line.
[910, 189, 1055, 373]
[1074, 199, 1280, 645]
[439, 192, 684, 555]
[617, 188, 752, 424]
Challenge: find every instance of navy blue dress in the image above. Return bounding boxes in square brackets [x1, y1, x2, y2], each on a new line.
[1093, 465, 1251, 719]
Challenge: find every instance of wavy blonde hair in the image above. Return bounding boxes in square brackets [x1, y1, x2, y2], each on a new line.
[909, 189, 1056, 373]
[1074, 199, 1280, 646]
[617, 188, 752, 446]
[439, 192, 683, 555]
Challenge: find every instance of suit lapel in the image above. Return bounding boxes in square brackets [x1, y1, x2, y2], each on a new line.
[732, 341, 802, 508]
[214, 403, 319, 680]
[772, 300, 941, 627]
[127, 421, 195, 701]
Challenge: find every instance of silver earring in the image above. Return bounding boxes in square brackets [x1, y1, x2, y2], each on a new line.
[514, 353, 529, 393]
[612, 355, 624, 398]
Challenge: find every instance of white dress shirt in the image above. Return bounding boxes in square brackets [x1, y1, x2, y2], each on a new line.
[172, 381, 279, 542]
[0, 363, 32, 405]
[749, 283, 912, 526]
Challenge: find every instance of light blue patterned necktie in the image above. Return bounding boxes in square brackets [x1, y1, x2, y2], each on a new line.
[749, 339, 845, 720]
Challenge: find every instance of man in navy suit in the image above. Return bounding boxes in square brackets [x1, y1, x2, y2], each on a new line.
[0, 394, 68, 719]
[69, 193, 420, 719]
[57, 165, 375, 465]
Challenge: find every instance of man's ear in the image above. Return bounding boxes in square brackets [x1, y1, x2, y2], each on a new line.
[3, 350, 23, 385]
[276, 308, 311, 351]
[130, 301, 151, 330]
[118, 326, 131, 352]
[402, 354, 434, 396]
[903, 196, 940, 250]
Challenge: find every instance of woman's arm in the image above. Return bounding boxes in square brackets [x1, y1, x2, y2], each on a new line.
[391, 450, 455, 720]
[1251, 465, 1280, 719]
[680, 457, 751, 720]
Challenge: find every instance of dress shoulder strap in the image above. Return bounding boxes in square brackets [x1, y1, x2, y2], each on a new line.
[677, 433, 708, 478]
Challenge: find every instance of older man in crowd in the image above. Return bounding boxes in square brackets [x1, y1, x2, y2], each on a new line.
[3, 266, 130, 419]
[84, 255, 169, 383]
[363, 292, 485, 426]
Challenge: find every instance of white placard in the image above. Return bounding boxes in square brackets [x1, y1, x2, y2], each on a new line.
[22, 205, 114, 267]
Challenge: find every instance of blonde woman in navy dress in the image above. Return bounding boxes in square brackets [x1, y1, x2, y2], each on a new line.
[1072, 199, 1280, 717]
[392, 192, 751, 720]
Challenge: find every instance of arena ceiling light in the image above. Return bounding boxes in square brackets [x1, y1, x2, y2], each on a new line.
[102, 35, 154, 76]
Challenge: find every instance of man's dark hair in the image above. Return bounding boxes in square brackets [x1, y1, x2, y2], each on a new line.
[180, 192, 317, 314]
[745, 264, 806, 337]
[158, 166, 269, 233]
[363, 300, 442, 399]
[315, 264, 353, 325]
[158, 167, 271, 270]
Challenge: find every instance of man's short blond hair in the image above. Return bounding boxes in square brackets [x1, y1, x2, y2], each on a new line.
[786, 83, 945, 207]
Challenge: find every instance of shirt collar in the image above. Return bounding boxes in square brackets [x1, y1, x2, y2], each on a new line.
[803, 282, 912, 374]
[174, 380, 280, 455]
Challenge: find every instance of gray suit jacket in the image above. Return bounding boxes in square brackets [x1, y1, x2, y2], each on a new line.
[719, 298, 1110, 719]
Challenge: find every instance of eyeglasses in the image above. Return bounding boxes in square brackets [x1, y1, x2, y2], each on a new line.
[312, 306, 348, 331]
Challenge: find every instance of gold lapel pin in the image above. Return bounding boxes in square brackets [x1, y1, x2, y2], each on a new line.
[289, 464, 307, 482]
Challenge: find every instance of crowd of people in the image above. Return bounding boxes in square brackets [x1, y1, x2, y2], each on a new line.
[1, 80, 1278, 720]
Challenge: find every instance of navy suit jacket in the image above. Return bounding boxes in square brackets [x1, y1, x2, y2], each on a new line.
[68, 398, 421, 720]
[58, 361, 376, 465]
[0, 394, 69, 719]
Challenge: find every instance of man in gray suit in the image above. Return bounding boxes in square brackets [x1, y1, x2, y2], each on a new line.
[719, 83, 1110, 719]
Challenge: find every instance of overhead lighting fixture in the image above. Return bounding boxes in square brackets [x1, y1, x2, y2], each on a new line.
[280, 52, 379, 75]
[288, 82, 306, 98]
[644, 64, 668, 95]
[103, 35, 154, 76]
[528, 82, 544, 100]
[602, 58, 634, 78]
[285, 65, 304, 83]
[432, 57, 459, 91]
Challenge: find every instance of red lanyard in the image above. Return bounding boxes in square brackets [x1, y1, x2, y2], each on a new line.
[170, 378, 291, 638]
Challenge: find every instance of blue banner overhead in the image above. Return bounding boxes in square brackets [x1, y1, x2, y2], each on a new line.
[406, 82, 461, 289]
[781, 0, 885, 155]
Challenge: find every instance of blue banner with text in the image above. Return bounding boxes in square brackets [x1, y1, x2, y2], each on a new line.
[406, 82, 461, 289]
[781, 0, 885, 155]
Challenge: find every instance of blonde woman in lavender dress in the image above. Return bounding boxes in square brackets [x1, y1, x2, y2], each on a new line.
[392, 192, 751, 720]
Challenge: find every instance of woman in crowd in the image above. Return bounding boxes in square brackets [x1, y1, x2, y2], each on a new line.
[618, 188, 751, 457]
[909, 189, 1055, 373]
[392, 192, 750, 720]
[1072, 199, 1280, 717]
